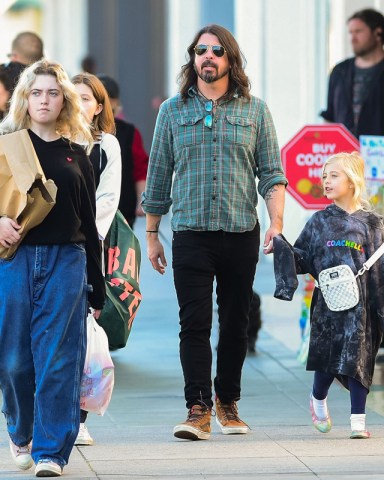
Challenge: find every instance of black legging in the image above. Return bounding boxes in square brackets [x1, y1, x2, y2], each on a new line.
[313, 371, 368, 414]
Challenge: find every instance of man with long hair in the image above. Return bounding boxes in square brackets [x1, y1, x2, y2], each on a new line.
[142, 24, 287, 441]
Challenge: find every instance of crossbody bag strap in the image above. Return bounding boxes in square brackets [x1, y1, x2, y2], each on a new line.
[357, 243, 384, 276]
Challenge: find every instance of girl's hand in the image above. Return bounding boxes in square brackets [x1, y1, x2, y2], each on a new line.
[0, 217, 21, 247]
[93, 309, 102, 320]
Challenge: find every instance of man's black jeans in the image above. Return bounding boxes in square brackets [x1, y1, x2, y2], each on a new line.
[172, 224, 260, 409]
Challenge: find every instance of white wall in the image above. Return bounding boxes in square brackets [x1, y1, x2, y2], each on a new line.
[0, 8, 41, 64]
[235, 0, 329, 146]
[166, 0, 200, 96]
[40, 0, 87, 77]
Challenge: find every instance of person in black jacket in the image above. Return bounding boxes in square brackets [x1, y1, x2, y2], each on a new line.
[97, 74, 148, 228]
[320, 8, 384, 138]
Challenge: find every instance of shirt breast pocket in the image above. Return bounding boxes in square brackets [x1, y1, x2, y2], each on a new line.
[176, 116, 204, 146]
[225, 116, 255, 145]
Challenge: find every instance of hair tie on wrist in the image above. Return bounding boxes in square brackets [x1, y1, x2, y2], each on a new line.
[146, 230, 159, 233]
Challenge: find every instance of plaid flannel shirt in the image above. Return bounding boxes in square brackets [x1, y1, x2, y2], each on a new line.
[142, 87, 287, 232]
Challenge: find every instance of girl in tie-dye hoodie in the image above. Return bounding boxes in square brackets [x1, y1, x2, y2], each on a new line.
[273, 152, 384, 439]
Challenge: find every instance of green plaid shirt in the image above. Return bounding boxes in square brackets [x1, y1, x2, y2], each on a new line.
[142, 87, 287, 232]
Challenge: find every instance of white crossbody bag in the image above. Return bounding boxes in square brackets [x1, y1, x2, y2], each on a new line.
[315, 243, 384, 312]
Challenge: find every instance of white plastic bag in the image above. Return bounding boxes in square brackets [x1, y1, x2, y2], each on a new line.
[80, 313, 115, 415]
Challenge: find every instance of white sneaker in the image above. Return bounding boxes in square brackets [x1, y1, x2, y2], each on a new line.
[74, 423, 94, 446]
[35, 459, 62, 477]
[9, 438, 33, 470]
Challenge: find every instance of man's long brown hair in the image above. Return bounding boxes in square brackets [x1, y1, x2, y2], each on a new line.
[178, 24, 251, 101]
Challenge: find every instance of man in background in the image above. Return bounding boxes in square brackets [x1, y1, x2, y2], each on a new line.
[320, 8, 384, 138]
[0, 32, 43, 119]
[7, 31, 44, 66]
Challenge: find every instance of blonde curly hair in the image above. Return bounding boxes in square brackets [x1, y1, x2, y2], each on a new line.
[0, 59, 93, 153]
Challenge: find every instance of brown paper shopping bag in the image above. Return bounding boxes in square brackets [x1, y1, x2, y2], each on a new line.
[0, 129, 57, 258]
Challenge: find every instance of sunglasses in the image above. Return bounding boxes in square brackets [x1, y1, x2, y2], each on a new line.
[204, 100, 213, 128]
[194, 44, 226, 58]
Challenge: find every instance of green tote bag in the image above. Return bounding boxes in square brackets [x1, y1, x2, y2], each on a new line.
[97, 210, 142, 350]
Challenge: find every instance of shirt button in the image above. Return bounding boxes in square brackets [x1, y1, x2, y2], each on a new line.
[213, 137, 217, 142]
[213, 176, 217, 180]
[213, 157, 216, 161]
[212, 196, 216, 200]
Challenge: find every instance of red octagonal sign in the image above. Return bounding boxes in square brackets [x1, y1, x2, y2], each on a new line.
[281, 124, 359, 209]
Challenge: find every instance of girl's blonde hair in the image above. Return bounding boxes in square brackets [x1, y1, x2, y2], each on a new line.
[322, 151, 372, 211]
[71, 73, 115, 140]
[0, 59, 93, 153]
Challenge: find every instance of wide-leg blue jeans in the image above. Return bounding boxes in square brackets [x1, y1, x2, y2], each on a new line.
[172, 225, 260, 409]
[0, 244, 88, 467]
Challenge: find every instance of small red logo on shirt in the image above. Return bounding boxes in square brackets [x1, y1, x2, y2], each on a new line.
[67, 157, 73, 162]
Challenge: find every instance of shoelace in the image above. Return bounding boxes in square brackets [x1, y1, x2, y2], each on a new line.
[187, 406, 209, 424]
[16, 445, 31, 456]
[220, 402, 241, 421]
[194, 394, 216, 417]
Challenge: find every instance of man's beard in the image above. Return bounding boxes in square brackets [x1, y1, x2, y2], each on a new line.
[195, 62, 230, 84]
[353, 37, 379, 57]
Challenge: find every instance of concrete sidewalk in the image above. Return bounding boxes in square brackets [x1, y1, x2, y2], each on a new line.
[1, 217, 384, 479]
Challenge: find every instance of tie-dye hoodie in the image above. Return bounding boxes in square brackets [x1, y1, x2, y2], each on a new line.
[273, 203, 384, 390]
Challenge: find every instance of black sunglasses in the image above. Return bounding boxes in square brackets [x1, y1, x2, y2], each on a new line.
[194, 44, 226, 58]
[204, 100, 213, 128]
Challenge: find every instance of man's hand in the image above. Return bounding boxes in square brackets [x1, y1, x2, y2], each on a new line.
[263, 183, 285, 255]
[147, 234, 167, 274]
[262, 226, 281, 254]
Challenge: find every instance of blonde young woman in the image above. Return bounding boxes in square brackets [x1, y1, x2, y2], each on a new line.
[274, 152, 384, 439]
[0, 60, 105, 477]
[71, 73, 121, 446]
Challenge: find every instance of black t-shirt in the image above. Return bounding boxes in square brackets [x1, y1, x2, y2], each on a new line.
[352, 63, 381, 134]
[23, 130, 105, 309]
